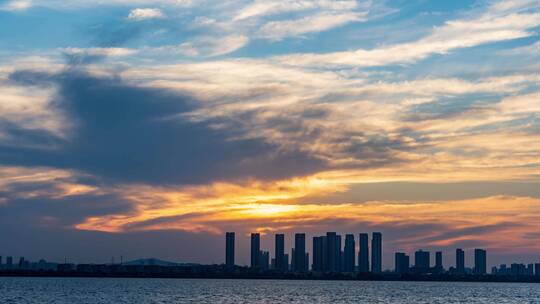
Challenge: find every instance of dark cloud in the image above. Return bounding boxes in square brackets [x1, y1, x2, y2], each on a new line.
[0, 181, 134, 229]
[2, 69, 327, 186]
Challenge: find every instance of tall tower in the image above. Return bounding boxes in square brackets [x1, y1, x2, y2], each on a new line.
[343, 234, 355, 272]
[312, 236, 324, 272]
[474, 249, 487, 275]
[371, 232, 382, 273]
[395, 252, 410, 274]
[435, 251, 443, 272]
[294, 233, 306, 272]
[456, 248, 465, 274]
[275, 234, 285, 271]
[250, 233, 261, 268]
[414, 250, 430, 273]
[225, 232, 235, 267]
[358, 233, 369, 272]
[325, 232, 337, 272]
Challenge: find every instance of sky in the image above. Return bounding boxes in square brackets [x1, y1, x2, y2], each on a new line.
[1, 0, 540, 270]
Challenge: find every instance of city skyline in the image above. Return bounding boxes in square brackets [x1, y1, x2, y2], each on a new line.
[233, 231, 492, 272]
[4, 230, 540, 278]
[1, 0, 540, 268]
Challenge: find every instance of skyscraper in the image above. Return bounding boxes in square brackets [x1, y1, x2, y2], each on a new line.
[336, 234, 342, 272]
[435, 251, 443, 272]
[358, 233, 369, 273]
[290, 248, 295, 270]
[371, 232, 382, 273]
[414, 250, 430, 273]
[474, 249, 487, 275]
[6, 256, 13, 269]
[312, 236, 324, 272]
[251, 233, 260, 268]
[456, 248, 465, 274]
[325, 232, 338, 272]
[225, 232, 235, 267]
[343, 234, 355, 272]
[260, 251, 270, 270]
[294, 233, 306, 272]
[395, 252, 410, 274]
[275, 234, 285, 271]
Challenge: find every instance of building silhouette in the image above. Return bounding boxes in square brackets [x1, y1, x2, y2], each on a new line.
[343, 234, 355, 272]
[312, 236, 324, 272]
[260, 251, 270, 270]
[456, 248, 465, 274]
[225, 232, 235, 267]
[371, 232, 382, 273]
[250, 233, 260, 268]
[414, 250, 430, 273]
[435, 251, 443, 272]
[275, 234, 286, 271]
[326, 232, 338, 272]
[294, 233, 306, 272]
[474, 249, 487, 275]
[395, 252, 410, 274]
[290, 248, 295, 270]
[358, 233, 369, 273]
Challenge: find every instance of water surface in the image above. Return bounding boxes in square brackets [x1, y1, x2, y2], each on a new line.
[1, 277, 539, 303]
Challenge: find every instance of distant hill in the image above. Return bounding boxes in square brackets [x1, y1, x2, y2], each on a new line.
[122, 258, 199, 267]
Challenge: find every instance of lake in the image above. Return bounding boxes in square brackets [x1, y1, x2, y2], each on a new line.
[1, 277, 540, 303]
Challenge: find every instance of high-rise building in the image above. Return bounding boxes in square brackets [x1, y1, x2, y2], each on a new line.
[225, 232, 235, 267]
[358, 233, 369, 273]
[294, 233, 306, 272]
[456, 248, 465, 274]
[527, 264, 534, 276]
[284, 254, 289, 271]
[260, 251, 270, 270]
[275, 234, 285, 271]
[251, 233, 261, 268]
[336, 234, 342, 272]
[435, 251, 443, 272]
[312, 236, 324, 272]
[474, 249, 487, 275]
[343, 234, 355, 272]
[6, 256, 13, 269]
[371, 232, 382, 273]
[414, 250, 430, 273]
[395, 252, 410, 274]
[534, 263, 540, 276]
[511, 263, 524, 276]
[325, 232, 338, 272]
[290, 248, 295, 270]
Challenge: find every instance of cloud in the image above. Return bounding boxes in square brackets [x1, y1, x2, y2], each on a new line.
[62, 47, 138, 58]
[277, 6, 540, 67]
[2, 69, 327, 185]
[163, 34, 249, 57]
[257, 11, 366, 41]
[0, 0, 32, 11]
[11, 0, 193, 10]
[127, 8, 166, 21]
[233, 0, 359, 21]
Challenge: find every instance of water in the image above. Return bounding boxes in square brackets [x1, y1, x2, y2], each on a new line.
[1, 277, 540, 303]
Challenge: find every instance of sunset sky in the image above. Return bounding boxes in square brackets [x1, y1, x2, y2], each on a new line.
[1, 0, 540, 269]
